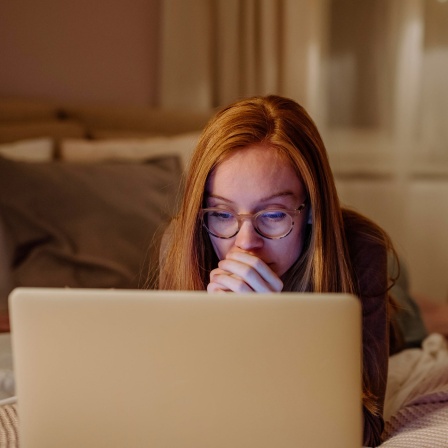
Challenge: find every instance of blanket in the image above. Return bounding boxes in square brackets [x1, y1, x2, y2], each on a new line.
[381, 333, 448, 447]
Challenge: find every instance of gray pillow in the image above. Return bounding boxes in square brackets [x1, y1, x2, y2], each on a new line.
[0, 155, 182, 300]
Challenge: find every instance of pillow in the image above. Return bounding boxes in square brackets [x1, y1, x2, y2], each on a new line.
[0, 138, 54, 162]
[0, 155, 182, 297]
[60, 131, 200, 170]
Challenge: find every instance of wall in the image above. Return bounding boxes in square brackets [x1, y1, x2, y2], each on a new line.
[0, 0, 160, 106]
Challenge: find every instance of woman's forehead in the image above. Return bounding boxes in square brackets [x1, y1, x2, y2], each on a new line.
[205, 144, 305, 202]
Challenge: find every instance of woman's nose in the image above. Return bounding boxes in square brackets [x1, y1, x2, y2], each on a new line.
[234, 219, 264, 251]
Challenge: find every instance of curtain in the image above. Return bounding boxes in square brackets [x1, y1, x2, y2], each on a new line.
[158, 0, 448, 167]
[158, 0, 326, 114]
[418, 0, 448, 159]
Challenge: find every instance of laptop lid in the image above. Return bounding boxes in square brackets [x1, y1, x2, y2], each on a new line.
[9, 288, 362, 448]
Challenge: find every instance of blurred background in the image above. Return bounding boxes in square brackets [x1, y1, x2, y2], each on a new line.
[0, 0, 447, 302]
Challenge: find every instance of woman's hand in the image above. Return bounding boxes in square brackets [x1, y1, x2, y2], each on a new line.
[207, 249, 283, 293]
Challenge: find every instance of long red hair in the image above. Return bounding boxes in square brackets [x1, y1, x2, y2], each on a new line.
[157, 95, 395, 414]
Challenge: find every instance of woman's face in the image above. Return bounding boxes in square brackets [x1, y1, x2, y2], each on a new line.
[204, 144, 308, 277]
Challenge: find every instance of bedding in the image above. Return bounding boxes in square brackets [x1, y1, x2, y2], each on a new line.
[380, 333, 448, 447]
[0, 138, 54, 162]
[0, 99, 210, 322]
[60, 131, 200, 169]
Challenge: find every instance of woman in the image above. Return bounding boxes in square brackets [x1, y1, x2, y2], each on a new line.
[158, 95, 399, 447]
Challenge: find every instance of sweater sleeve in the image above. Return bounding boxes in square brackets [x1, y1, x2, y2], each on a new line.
[346, 228, 390, 447]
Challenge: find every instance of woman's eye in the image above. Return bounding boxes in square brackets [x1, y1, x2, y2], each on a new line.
[211, 211, 233, 220]
[261, 211, 287, 221]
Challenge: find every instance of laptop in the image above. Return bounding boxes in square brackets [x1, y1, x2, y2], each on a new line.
[9, 288, 362, 448]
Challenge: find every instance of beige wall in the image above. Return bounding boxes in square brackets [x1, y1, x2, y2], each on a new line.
[0, 0, 160, 106]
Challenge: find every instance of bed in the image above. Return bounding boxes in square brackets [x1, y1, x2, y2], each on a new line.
[0, 98, 447, 447]
[0, 98, 210, 315]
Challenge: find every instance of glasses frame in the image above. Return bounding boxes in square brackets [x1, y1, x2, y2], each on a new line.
[200, 202, 307, 240]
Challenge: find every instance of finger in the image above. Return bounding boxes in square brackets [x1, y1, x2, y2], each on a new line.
[209, 267, 231, 283]
[225, 250, 275, 278]
[206, 282, 230, 293]
[217, 258, 282, 292]
[226, 251, 284, 291]
[209, 268, 247, 293]
[208, 272, 254, 293]
[220, 253, 283, 292]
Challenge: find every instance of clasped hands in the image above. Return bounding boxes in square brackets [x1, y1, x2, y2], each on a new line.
[207, 248, 283, 293]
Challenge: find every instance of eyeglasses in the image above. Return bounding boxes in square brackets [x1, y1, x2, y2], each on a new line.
[200, 202, 307, 240]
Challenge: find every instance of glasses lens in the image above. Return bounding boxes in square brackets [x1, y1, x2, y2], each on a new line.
[203, 210, 238, 238]
[255, 210, 293, 238]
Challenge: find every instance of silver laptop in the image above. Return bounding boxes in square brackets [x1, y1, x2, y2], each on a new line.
[9, 288, 362, 448]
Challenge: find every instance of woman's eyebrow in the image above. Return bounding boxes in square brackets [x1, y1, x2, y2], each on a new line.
[205, 194, 234, 203]
[259, 191, 297, 202]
